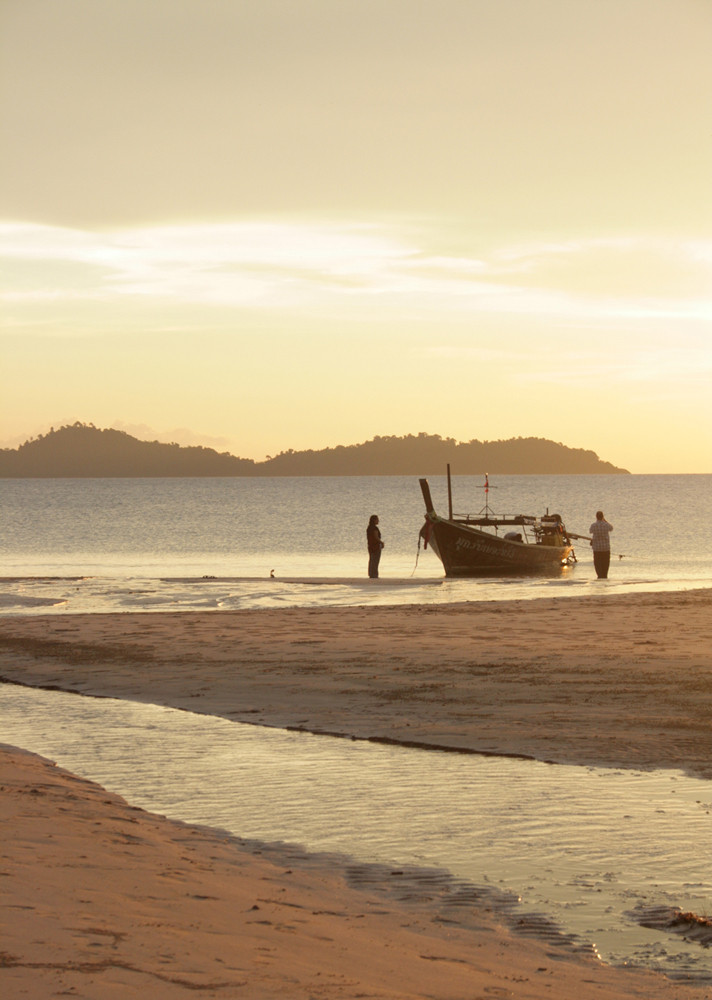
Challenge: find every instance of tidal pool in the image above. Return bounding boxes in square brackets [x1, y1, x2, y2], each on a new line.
[2, 682, 710, 982]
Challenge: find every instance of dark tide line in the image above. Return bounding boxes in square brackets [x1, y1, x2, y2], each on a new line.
[0, 674, 548, 767]
[160, 575, 444, 587]
[0, 576, 91, 581]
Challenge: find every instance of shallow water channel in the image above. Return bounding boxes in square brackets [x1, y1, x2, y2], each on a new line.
[3, 683, 711, 982]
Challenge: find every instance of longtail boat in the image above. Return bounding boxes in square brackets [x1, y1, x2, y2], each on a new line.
[419, 469, 586, 577]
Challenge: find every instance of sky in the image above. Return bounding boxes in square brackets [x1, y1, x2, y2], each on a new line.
[1, 0, 711, 473]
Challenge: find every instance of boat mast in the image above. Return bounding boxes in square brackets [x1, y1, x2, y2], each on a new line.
[447, 463, 453, 520]
[477, 472, 496, 518]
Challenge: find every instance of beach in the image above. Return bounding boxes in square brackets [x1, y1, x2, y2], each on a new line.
[2, 588, 712, 998]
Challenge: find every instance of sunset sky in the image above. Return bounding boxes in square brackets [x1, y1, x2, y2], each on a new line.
[1, 0, 710, 473]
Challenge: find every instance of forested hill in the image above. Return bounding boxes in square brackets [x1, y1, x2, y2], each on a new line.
[0, 424, 629, 477]
[0, 425, 257, 478]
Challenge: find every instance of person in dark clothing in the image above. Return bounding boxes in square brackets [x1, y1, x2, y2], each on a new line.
[366, 514, 384, 578]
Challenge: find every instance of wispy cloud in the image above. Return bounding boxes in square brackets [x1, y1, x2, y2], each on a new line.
[514, 353, 712, 387]
[1, 221, 711, 326]
[111, 422, 233, 449]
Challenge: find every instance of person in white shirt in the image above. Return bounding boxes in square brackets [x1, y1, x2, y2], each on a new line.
[590, 510, 613, 579]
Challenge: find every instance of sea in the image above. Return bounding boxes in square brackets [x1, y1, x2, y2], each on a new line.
[2, 473, 712, 981]
[1, 473, 711, 613]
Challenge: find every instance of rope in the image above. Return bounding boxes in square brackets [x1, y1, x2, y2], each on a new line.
[411, 533, 422, 576]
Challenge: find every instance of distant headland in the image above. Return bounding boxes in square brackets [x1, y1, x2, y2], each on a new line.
[0, 423, 629, 477]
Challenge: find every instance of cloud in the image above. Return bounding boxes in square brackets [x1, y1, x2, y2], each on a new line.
[511, 345, 712, 389]
[1, 221, 711, 328]
[491, 237, 712, 301]
[111, 422, 233, 449]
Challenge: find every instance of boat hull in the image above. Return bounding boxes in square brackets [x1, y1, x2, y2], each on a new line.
[424, 514, 573, 577]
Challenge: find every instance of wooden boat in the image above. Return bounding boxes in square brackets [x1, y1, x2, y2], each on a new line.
[419, 470, 583, 577]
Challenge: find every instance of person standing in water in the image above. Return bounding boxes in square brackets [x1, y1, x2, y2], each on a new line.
[590, 510, 613, 579]
[367, 514, 384, 578]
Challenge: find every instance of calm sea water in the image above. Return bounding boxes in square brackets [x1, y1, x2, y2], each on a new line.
[1, 474, 711, 612]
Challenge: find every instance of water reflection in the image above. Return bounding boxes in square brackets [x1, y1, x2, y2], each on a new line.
[2, 683, 711, 982]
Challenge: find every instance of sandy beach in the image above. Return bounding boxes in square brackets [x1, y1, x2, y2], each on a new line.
[2, 588, 712, 998]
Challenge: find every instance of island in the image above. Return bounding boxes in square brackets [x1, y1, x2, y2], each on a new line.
[0, 423, 629, 477]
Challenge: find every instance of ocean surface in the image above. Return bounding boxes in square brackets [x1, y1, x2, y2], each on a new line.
[1, 474, 711, 613]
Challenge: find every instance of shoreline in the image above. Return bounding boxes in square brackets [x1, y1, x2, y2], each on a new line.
[2, 588, 711, 777]
[4, 571, 712, 619]
[3, 746, 710, 1000]
[2, 589, 712, 998]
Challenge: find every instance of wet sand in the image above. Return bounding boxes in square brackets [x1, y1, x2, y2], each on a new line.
[2, 589, 712, 776]
[2, 588, 712, 998]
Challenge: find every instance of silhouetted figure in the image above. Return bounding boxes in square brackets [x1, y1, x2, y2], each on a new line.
[367, 514, 384, 578]
[590, 510, 613, 578]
